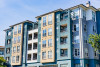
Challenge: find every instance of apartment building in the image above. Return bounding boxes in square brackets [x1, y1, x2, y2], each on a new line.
[0, 46, 4, 57]
[4, 1, 100, 67]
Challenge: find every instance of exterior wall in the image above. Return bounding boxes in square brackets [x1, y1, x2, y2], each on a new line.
[40, 13, 55, 63]
[0, 47, 5, 57]
[11, 24, 23, 65]
[55, 10, 73, 67]
[27, 29, 38, 63]
[4, 28, 13, 66]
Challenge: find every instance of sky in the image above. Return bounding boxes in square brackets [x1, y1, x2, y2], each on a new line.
[0, 0, 100, 46]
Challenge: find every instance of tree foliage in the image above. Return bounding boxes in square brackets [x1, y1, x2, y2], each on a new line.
[88, 34, 100, 52]
[0, 57, 6, 67]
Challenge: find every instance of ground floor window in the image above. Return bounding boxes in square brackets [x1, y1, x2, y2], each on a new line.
[40, 64, 58, 67]
[75, 64, 80, 67]
[96, 64, 99, 67]
[16, 56, 19, 63]
[85, 64, 89, 67]
[60, 64, 68, 67]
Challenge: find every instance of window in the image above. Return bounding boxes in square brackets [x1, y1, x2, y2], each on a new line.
[92, 11, 95, 22]
[28, 44, 32, 50]
[6, 48, 10, 54]
[43, 16, 46, 26]
[18, 36, 21, 43]
[0, 50, 4, 55]
[13, 47, 16, 53]
[74, 49, 79, 56]
[85, 48, 88, 57]
[84, 36, 87, 44]
[18, 24, 21, 33]
[48, 14, 52, 25]
[96, 64, 99, 67]
[83, 10, 86, 20]
[73, 24, 79, 31]
[12, 56, 15, 63]
[42, 29, 46, 37]
[48, 28, 52, 36]
[16, 56, 19, 63]
[42, 52, 46, 59]
[33, 53, 37, 60]
[6, 57, 10, 62]
[17, 46, 20, 52]
[61, 12, 68, 21]
[60, 37, 67, 44]
[48, 50, 52, 59]
[84, 25, 87, 32]
[28, 54, 31, 60]
[14, 26, 17, 35]
[75, 64, 80, 67]
[48, 39, 52, 47]
[61, 49, 68, 56]
[73, 35, 79, 44]
[34, 24, 38, 29]
[33, 43, 37, 49]
[60, 64, 68, 67]
[93, 25, 96, 33]
[74, 9, 79, 19]
[8, 31, 11, 36]
[7, 39, 11, 45]
[14, 37, 17, 44]
[86, 64, 89, 67]
[34, 33, 38, 39]
[94, 51, 98, 57]
[42, 40, 46, 48]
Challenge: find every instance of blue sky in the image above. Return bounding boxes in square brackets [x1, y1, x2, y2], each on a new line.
[0, 0, 100, 46]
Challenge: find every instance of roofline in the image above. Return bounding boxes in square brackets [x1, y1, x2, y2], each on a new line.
[36, 4, 98, 19]
[9, 20, 34, 27]
[4, 20, 35, 31]
[4, 28, 12, 31]
[35, 8, 63, 18]
[0, 46, 5, 48]
[66, 4, 98, 11]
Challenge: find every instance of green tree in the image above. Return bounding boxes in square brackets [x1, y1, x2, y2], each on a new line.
[0, 57, 6, 67]
[88, 34, 100, 52]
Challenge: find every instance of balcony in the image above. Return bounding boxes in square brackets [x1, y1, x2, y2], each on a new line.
[28, 44, 32, 50]
[33, 43, 37, 49]
[27, 54, 31, 61]
[28, 34, 32, 40]
[61, 12, 68, 21]
[6, 48, 10, 54]
[33, 33, 38, 39]
[60, 36, 67, 45]
[60, 24, 67, 32]
[33, 53, 37, 60]
[7, 39, 11, 45]
[60, 49, 68, 57]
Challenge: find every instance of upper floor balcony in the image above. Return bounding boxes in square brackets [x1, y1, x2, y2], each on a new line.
[60, 24, 67, 33]
[60, 36, 67, 45]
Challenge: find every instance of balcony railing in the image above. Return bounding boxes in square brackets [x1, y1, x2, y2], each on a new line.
[34, 36, 38, 39]
[61, 54, 68, 57]
[28, 38, 32, 40]
[60, 42, 67, 44]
